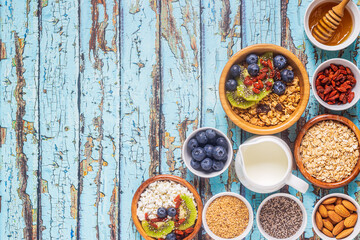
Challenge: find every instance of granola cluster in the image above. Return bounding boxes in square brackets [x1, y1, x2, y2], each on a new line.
[300, 120, 359, 183]
[233, 77, 301, 126]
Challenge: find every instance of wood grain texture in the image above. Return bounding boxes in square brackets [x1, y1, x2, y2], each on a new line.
[1, 0, 360, 239]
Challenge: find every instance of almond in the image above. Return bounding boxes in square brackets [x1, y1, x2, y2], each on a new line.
[316, 211, 323, 230]
[336, 228, 353, 239]
[335, 205, 351, 218]
[328, 211, 343, 223]
[323, 219, 334, 231]
[322, 227, 333, 237]
[342, 200, 357, 212]
[322, 197, 337, 205]
[319, 205, 328, 218]
[344, 213, 357, 228]
[325, 204, 335, 211]
[332, 220, 344, 236]
[326, 217, 337, 225]
[336, 198, 343, 206]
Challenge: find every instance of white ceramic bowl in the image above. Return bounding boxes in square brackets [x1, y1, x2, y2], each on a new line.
[182, 127, 233, 178]
[256, 193, 307, 240]
[312, 58, 360, 111]
[202, 192, 254, 240]
[304, 0, 360, 51]
[312, 193, 360, 240]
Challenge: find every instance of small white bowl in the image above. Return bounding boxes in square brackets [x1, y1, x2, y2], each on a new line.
[202, 192, 254, 240]
[304, 0, 360, 51]
[256, 193, 307, 240]
[312, 193, 360, 240]
[312, 58, 360, 111]
[182, 127, 233, 178]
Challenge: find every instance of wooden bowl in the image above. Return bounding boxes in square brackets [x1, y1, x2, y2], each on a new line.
[219, 44, 310, 135]
[131, 175, 203, 240]
[294, 114, 360, 189]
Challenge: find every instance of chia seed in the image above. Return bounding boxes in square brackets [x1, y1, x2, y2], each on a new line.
[259, 196, 303, 239]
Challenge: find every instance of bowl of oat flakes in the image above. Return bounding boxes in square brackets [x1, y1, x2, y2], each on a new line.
[294, 114, 360, 189]
[202, 192, 253, 240]
[219, 44, 310, 135]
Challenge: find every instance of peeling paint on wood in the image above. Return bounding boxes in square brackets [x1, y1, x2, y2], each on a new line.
[0, 40, 6, 60]
[0, 127, 6, 146]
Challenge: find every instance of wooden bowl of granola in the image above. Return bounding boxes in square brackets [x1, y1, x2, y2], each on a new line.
[294, 114, 360, 189]
[219, 44, 310, 135]
[131, 175, 203, 240]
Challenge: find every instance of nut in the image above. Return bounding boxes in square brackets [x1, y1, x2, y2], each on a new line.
[336, 198, 343, 206]
[316, 211, 324, 230]
[322, 197, 337, 205]
[342, 200, 357, 212]
[319, 205, 328, 218]
[332, 220, 344, 236]
[328, 211, 343, 223]
[325, 204, 335, 211]
[322, 227, 333, 237]
[336, 228, 353, 239]
[323, 219, 334, 231]
[344, 213, 357, 228]
[335, 205, 351, 218]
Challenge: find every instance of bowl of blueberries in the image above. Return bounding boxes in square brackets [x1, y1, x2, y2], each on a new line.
[182, 127, 233, 178]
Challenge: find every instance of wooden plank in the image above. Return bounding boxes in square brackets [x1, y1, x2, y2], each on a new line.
[38, 0, 80, 239]
[159, 0, 201, 179]
[200, 1, 242, 239]
[119, 0, 161, 238]
[0, 0, 40, 239]
[78, 0, 120, 239]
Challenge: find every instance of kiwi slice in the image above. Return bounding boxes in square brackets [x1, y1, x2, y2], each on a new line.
[178, 195, 197, 230]
[142, 220, 175, 238]
[226, 91, 259, 109]
[236, 68, 273, 101]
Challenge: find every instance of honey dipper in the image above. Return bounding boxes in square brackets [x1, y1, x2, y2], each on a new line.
[312, 0, 350, 44]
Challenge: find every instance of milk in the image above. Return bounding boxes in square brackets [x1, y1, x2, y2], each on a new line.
[242, 141, 288, 186]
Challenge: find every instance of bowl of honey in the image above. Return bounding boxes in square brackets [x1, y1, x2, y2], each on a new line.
[304, 0, 360, 51]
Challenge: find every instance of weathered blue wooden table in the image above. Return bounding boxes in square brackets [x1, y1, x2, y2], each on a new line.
[1, 0, 360, 239]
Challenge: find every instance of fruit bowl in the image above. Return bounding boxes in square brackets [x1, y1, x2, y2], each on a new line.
[182, 127, 233, 178]
[131, 175, 203, 240]
[294, 114, 360, 189]
[219, 44, 310, 135]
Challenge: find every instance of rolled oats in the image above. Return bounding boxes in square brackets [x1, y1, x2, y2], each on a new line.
[300, 120, 359, 183]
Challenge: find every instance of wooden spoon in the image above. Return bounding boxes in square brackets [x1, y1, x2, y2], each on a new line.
[313, 0, 350, 44]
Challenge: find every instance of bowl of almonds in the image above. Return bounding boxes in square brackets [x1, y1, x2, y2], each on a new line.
[312, 193, 360, 240]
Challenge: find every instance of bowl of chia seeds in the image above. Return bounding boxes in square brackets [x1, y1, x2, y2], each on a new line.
[256, 193, 307, 240]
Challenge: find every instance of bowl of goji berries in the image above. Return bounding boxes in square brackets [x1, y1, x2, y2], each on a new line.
[313, 58, 360, 111]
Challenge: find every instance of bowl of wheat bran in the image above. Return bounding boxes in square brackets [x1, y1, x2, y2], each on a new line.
[202, 192, 253, 240]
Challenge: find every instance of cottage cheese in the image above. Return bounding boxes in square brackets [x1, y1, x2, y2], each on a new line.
[137, 180, 196, 221]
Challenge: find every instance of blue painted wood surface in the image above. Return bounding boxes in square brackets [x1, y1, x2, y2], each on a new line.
[1, 0, 360, 239]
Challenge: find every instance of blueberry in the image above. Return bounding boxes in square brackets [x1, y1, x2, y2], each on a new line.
[272, 81, 286, 95]
[201, 158, 213, 171]
[273, 55, 287, 70]
[204, 144, 214, 158]
[190, 158, 201, 170]
[205, 129, 217, 142]
[187, 138, 198, 151]
[166, 233, 176, 240]
[225, 79, 237, 91]
[280, 69, 294, 83]
[246, 54, 258, 65]
[216, 137, 228, 148]
[212, 146, 228, 161]
[195, 131, 208, 145]
[157, 207, 167, 218]
[247, 63, 260, 77]
[230, 64, 241, 78]
[167, 207, 177, 217]
[212, 161, 225, 171]
[192, 147, 206, 161]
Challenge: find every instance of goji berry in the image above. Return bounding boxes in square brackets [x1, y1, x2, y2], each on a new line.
[253, 88, 260, 94]
[149, 222, 158, 229]
[268, 59, 273, 70]
[175, 230, 184, 235]
[244, 79, 253, 86]
[185, 228, 194, 234]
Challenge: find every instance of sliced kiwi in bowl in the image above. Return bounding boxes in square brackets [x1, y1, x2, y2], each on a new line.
[141, 220, 175, 238]
[178, 195, 198, 230]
